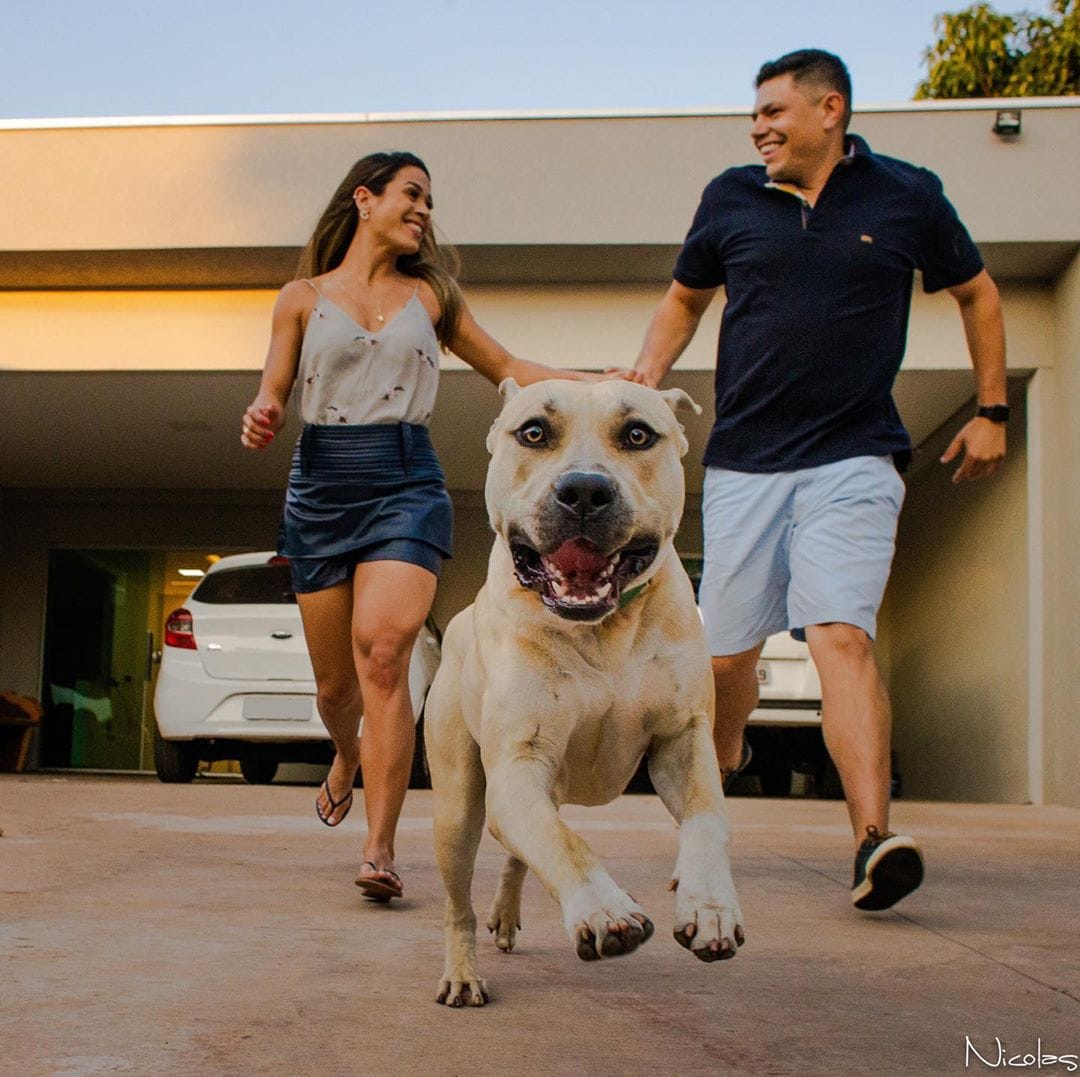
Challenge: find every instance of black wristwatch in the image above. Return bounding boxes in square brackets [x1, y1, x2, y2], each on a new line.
[976, 404, 1010, 424]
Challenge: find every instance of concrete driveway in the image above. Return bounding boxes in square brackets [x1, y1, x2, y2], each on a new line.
[2, 774, 1078, 1076]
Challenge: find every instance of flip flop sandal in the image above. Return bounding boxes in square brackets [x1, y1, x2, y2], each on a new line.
[355, 862, 403, 902]
[315, 780, 353, 827]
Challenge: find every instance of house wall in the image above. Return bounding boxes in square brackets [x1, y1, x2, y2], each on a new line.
[1042, 252, 1080, 808]
[883, 385, 1030, 802]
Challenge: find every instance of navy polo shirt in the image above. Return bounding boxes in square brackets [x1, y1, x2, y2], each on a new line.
[674, 135, 984, 473]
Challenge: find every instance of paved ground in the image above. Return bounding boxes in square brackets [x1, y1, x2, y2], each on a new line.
[2, 774, 1078, 1076]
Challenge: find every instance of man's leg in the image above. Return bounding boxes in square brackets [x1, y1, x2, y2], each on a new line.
[712, 645, 765, 777]
[698, 465, 791, 778]
[789, 457, 922, 910]
[804, 622, 891, 841]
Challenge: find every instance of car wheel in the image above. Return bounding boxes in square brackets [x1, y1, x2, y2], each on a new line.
[758, 762, 793, 797]
[153, 726, 199, 783]
[240, 758, 279, 785]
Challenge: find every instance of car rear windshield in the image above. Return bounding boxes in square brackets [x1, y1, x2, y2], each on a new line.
[192, 564, 296, 604]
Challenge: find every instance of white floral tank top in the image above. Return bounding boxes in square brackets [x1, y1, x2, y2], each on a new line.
[296, 280, 440, 426]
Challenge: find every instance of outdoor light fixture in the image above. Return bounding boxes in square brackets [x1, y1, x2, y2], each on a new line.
[177, 568, 205, 578]
[993, 109, 1022, 137]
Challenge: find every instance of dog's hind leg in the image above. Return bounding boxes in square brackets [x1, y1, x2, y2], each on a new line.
[430, 703, 490, 1007]
[648, 715, 745, 963]
[487, 855, 527, 952]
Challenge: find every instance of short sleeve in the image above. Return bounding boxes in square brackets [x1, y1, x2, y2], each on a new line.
[917, 172, 984, 293]
[673, 179, 727, 289]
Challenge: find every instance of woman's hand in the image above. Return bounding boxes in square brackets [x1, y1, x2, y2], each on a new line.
[603, 367, 659, 388]
[241, 400, 284, 450]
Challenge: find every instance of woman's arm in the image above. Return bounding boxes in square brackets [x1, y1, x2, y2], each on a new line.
[241, 281, 310, 450]
[446, 300, 597, 387]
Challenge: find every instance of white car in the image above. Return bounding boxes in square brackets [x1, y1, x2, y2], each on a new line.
[752, 632, 822, 727]
[689, 585, 827, 796]
[748, 633, 828, 797]
[153, 551, 441, 784]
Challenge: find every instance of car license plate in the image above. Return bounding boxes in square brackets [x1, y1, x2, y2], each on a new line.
[242, 696, 312, 722]
[756, 664, 770, 685]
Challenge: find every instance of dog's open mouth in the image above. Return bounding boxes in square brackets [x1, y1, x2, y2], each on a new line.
[510, 536, 658, 620]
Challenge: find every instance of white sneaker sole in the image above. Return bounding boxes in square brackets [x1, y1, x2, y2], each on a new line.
[852, 835, 924, 911]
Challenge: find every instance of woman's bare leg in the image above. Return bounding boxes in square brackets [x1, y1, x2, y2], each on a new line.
[297, 583, 364, 824]
[350, 559, 438, 884]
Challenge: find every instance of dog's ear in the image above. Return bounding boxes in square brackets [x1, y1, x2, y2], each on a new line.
[658, 388, 702, 416]
[488, 379, 521, 453]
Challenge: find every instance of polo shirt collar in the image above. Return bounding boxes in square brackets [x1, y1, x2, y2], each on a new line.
[841, 133, 872, 164]
[762, 133, 873, 196]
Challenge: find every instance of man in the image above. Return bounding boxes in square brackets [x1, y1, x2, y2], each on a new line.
[631, 49, 1006, 911]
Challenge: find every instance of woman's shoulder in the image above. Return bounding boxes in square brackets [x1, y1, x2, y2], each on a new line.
[410, 275, 443, 323]
[276, 278, 321, 315]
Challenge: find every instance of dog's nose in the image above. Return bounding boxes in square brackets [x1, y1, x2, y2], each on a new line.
[553, 472, 615, 519]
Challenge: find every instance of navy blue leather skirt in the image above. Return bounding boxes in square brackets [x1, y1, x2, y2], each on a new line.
[278, 422, 453, 593]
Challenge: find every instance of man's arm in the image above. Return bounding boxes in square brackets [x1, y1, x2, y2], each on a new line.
[940, 269, 1008, 484]
[631, 281, 719, 389]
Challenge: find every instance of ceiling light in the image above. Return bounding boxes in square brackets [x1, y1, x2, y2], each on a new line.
[178, 568, 205, 578]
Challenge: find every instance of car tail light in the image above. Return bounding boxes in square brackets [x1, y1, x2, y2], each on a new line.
[267, 555, 290, 566]
[165, 608, 197, 649]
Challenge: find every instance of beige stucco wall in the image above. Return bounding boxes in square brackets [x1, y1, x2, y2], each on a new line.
[4, 106, 1080, 252]
[0, 283, 1054, 374]
[1042, 253, 1080, 808]
[883, 387, 1030, 803]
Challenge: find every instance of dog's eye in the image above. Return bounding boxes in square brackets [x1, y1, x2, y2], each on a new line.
[622, 422, 658, 450]
[515, 420, 550, 447]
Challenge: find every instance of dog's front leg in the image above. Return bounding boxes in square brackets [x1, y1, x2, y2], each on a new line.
[648, 715, 746, 962]
[485, 751, 654, 961]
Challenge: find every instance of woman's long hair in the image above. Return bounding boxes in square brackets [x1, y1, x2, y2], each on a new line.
[296, 151, 463, 348]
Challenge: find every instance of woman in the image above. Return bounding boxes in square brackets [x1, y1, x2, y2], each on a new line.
[241, 151, 598, 902]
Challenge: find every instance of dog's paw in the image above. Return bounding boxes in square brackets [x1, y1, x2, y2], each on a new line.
[670, 877, 745, 962]
[575, 910, 655, 961]
[486, 906, 521, 953]
[563, 884, 654, 961]
[436, 970, 490, 1008]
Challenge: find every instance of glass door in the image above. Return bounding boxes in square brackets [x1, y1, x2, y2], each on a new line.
[40, 550, 155, 771]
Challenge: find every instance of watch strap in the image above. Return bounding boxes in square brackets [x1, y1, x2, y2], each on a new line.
[976, 404, 1010, 424]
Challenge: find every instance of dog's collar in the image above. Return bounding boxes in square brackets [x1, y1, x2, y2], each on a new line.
[618, 580, 650, 609]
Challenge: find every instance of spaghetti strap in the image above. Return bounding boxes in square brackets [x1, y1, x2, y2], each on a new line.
[300, 278, 323, 297]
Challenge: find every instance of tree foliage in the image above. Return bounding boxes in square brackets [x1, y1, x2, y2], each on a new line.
[916, 0, 1080, 97]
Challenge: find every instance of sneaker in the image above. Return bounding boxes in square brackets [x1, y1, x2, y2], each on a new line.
[851, 826, 924, 911]
[721, 738, 753, 792]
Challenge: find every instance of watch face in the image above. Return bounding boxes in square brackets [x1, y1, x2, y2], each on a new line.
[978, 405, 1010, 423]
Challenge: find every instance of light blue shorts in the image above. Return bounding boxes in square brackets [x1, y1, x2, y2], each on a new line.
[699, 456, 906, 656]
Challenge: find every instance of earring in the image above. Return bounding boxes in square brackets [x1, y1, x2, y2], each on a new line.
[358, 204, 370, 221]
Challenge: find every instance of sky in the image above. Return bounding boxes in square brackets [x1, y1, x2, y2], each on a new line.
[1, 0, 962, 121]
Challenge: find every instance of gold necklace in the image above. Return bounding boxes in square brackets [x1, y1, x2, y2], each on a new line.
[334, 277, 385, 325]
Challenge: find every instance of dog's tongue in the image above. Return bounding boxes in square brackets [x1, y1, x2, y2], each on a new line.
[540, 537, 609, 587]
[543, 539, 608, 580]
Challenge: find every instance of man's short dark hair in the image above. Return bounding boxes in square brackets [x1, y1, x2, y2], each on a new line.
[755, 49, 852, 129]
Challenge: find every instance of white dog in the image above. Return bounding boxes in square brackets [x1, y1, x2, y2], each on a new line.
[425, 378, 744, 1007]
